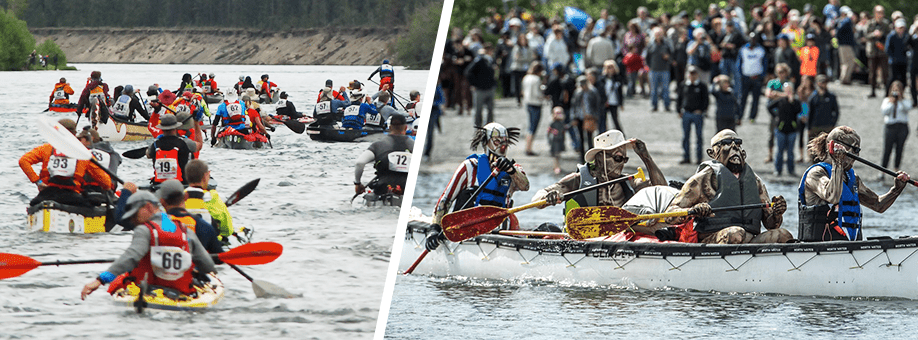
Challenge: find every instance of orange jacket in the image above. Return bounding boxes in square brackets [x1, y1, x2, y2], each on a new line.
[19, 144, 112, 192]
[799, 46, 819, 77]
[50, 83, 75, 105]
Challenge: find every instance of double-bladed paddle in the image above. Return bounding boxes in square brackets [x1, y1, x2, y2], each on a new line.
[36, 118, 124, 184]
[228, 263, 298, 298]
[278, 118, 306, 134]
[0, 241, 283, 280]
[122, 146, 148, 159]
[565, 202, 769, 240]
[224, 178, 260, 208]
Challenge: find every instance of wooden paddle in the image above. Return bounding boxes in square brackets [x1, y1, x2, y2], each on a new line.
[498, 230, 568, 237]
[0, 241, 283, 280]
[36, 118, 124, 184]
[565, 202, 769, 240]
[228, 263, 298, 298]
[844, 151, 918, 187]
[121, 146, 148, 159]
[440, 168, 647, 242]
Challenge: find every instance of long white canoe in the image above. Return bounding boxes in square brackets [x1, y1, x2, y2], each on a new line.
[401, 221, 918, 299]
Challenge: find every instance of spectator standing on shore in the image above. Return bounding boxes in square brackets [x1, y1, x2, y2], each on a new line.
[465, 43, 498, 128]
[774, 35, 800, 85]
[807, 74, 839, 143]
[739, 32, 767, 122]
[571, 75, 602, 161]
[510, 33, 536, 106]
[836, 6, 857, 85]
[909, 16, 918, 103]
[521, 62, 545, 156]
[646, 27, 673, 112]
[544, 25, 570, 70]
[885, 19, 909, 96]
[718, 20, 745, 87]
[679, 66, 709, 164]
[769, 82, 802, 176]
[865, 6, 890, 98]
[764, 63, 793, 163]
[880, 80, 911, 177]
[600, 60, 626, 135]
[586, 27, 615, 71]
[712, 74, 740, 132]
[547, 107, 566, 174]
[687, 30, 714, 84]
[623, 46, 645, 97]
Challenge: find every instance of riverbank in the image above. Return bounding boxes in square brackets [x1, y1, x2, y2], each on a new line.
[30, 27, 401, 65]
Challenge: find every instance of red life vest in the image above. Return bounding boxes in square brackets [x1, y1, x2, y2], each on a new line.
[127, 214, 196, 294]
[153, 148, 182, 183]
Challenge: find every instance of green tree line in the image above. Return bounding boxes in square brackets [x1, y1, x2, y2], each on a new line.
[1, 8, 69, 70]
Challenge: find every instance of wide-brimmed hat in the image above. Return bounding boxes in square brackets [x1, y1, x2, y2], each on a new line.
[584, 130, 631, 162]
[244, 88, 258, 99]
[123, 191, 157, 220]
[58, 118, 77, 134]
[158, 90, 176, 106]
[156, 114, 182, 130]
[175, 111, 194, 130]
[225, 91, 238, 102]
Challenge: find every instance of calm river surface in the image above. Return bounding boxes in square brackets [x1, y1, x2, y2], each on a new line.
[0, 63, 428, 339]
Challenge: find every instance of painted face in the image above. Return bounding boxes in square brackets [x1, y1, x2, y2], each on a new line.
[597, 148, 628, 176]
[830, 136, 860, 170]
[710, 131, 746, 170]
[483, 123, 511, 157]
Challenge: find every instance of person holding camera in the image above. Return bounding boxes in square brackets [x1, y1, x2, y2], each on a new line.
[880, 80, 911, 179]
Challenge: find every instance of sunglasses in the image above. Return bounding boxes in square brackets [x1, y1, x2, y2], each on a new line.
[715, 138, 743, 147]
[834, 139, 861, 154]
[611, 154, 629, 163]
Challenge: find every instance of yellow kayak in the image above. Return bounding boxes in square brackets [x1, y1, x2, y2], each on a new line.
[111, 272, 225, 311]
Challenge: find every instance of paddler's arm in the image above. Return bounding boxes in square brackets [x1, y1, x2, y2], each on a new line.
[757, 179, 784, 230]
[354, 150, 374, 193]
[664, 168, 716, 225]
[84, 159, 113, 191]
[508, 162, 529, 192]
[631, 139, 666, 189]
[82, 224, 151, 300]
[806, 161, 847, 204]
[858, 173, 909, 213]
[531, 172, 580, 207]
[19, 144, 50, 186]
[188, 231, 216, 273]
[432, 160, 474, 224]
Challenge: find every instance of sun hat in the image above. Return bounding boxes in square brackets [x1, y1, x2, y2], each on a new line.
[123, 191, 157, 220]
[584, 130, 631, 162]
[158, 90, 176, 106]
[156, 114, 182, 130]
[175, 111, 194, 130]
[58, 118, 77, 134]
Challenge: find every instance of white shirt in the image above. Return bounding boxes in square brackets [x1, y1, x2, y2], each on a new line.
[882, 98, 912, 124]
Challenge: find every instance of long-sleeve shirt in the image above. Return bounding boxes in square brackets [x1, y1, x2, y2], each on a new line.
[543, 37, 570, 67]
[807, 91, 839, 128]
[739, 44, 767, 77]
[881, 97, 912, 125]
[885, 31, 909, 65]
[680, 81, 709, 113]
[433, 157, 528, 224]
[19, 143, 112, 191]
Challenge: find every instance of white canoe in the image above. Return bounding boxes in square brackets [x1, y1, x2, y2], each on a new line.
[402, 221, 918, 299]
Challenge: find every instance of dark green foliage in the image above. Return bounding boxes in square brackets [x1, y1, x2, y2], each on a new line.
[35, 39, 66, 68]
[396, 1, 443, 69]
[0, 8, 35, 70]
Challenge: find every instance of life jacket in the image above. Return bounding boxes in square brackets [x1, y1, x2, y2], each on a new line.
[223, 102, 247, 129]
[152, 139, 187, 183]
[406, 101, 419, 117]
[563, 163, 634, 216]
[372, 137, 411, 192]
[180, 82, 194, 94]
[366, 104, 384, 127]
[315, 101, 332, 116]
[201, 80, 214, 94]
[84, 147, 114, 189]
[88, 83, 107, 106]
[457, 154, 511, 209]
[797, 162, 862, 241]
[380, 64, 394, 79]
[110, 94, 132, 118]
[379, 77, 394, 91]
[126, 213, 195, 295]
[341, 104, 364, 129]
[47, 148, 80, 191]
[694, 161, 764, 235]
[799, 46, 819, 77]
[52, 83, 70, 104]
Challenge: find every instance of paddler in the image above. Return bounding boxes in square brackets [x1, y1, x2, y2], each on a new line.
[242, 95, 271, 136]
[49, 77, 76, 109]
[664, 129, 791, 244]
[76, 71, 112, 123]
[316, 79, 347, 102]
[274, 91, 303, 119]
[77, 128, 120, 205]
[176, 73, 195, 94]
[798, 126, 911, 241]
[257, 74, 278, 103]
[157, 179, 224, 254]
[109, 85, 149, 122]
[368, 59, 395, 92]
[369, 90, 397, 130]
[354, 114, 414, 196]
[532, 130, 667, 215]
[341, 86, 377, 130]
[314, 86, 351, 121]
[80, 190, 217, 300]
[147, 114, 197, 184]
[202, 73, 218, 95]
[427, 123, 529, 250]
[211, 92, 247, 146]
[19, 119, 112, 207]
[184, 160, 239, 244]
[148, 90, 177, 138]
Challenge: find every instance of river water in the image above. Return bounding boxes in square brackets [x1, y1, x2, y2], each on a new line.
[0, 63, 428, 339]
[384, 171, 918, 339]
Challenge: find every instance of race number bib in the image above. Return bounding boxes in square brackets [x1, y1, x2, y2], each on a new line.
[203, 85, 211, 93]
[111, 101, 128, 116]
[227, 103, 243, 116]
[276, 99, 287, 108]
[366, 113, 381, 126]
[54, 89, 67, 100]
[343, 105, 360, 117]
[315, 101, 331, 115]
[90, 149, 110, 169]
[150, 246, 192, 281]
[154, 158, 179, 180]
[387, 151, 411, 173]
[48, 155, 76, 177]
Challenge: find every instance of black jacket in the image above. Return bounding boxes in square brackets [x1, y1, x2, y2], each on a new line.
[680, 81, 709, 113]
[464, 55, 497, 90]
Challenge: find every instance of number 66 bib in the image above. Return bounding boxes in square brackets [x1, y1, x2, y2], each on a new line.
[150, 246, 193, 280]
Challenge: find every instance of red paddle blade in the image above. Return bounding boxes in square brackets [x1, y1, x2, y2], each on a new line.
[441, 206, 509, 242]
[217, 242, 282, 265]
[565, 206, 636, 240]
[0, 253, 42, 280]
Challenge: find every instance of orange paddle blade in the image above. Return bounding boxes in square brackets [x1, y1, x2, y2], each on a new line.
[565, 206, 636, 240]
[217, 242, 283, 265]
[441, 206, 509, 242]
[0, 253, 42, 280]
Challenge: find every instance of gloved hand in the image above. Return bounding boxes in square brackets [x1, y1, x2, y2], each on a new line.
[495, 157, 516, 174]
[771, 195, 787, 216]
[545, 190, 563, 205]
[425, 224, 444, 251]
[688, 202, 713, 218]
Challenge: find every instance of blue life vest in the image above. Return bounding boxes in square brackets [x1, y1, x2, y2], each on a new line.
[798, 162, 861, 241]
[470, 153, 511, 207]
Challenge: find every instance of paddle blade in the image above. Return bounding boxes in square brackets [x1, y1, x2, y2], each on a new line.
[252, 279, 300, 298]
[217, 242, 282, 265]
[0, 253, 42, 280]
[565, 206, 636, 240]
[36, 118, 93, 161]
[441, 206, 509, 242]
[635, 167, 646, 182]
[225, 178, 260, 207]
[283, 119, 306, 134]
[122, 146, 148, 159]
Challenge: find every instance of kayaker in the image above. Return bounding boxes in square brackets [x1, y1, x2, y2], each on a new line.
[176, 73, 195, 94]
[76, 71, 112, 123]
[427, 123, 530, 250]
[19, 119, 112, 207]
[274, 91, 303, 119]
[201, 73, 218, 95]
[370, 91, 397, 129]
[314, 87, 351, 122]
[80, 190, 217, 300]
[341, 87, 377, 130]
[77, 128, 120, 205]
[148, 90, 177, 138]
[532, 129, 667, 214]
[406, 90, 421, 119]
[316, 79, 347, 102]
[109, 85, 149, 122]
[146, 114, 197, 184]
[664, 129, 792, 244]
[49, 77, 75, 109]
[157, 179, 224, 254]
[234, 76, 246, 95]
[211, 92, 247, 145]
[242, 95, 271, 136]
[368, 59, 395, 92]
[257, 74, 278, 103]
[798, 126, 911, 241]
[354, 114, 414, 196]
[184, 160, 237, 243]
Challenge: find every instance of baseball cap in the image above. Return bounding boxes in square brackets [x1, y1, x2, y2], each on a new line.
[123, 191, 157, 220]
[156, 179, 185, 201]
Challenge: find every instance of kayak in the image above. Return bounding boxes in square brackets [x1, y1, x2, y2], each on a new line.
[204, 93, 224, 104]
[214, 128, 267, 150]
[361, 192, 403, 207]
[259, 89, 280, 104]
[49, 105, 77, 113]
[402, 220, 918, 299]
[26, 200, 113, 234]
[306, 122, 386, 143]
[111, 272, 225, 311]
[96, 115, 153, 142]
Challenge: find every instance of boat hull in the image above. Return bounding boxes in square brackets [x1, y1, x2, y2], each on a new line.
[26, 201, 111, 234]
[96, 115, 153, 142]
[306, 123, 385, 143]
[215, 134, 265, 150]
[204, 93, 224, 104]
[402, 221, 918, 299]
[111, 272, 225, 311]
